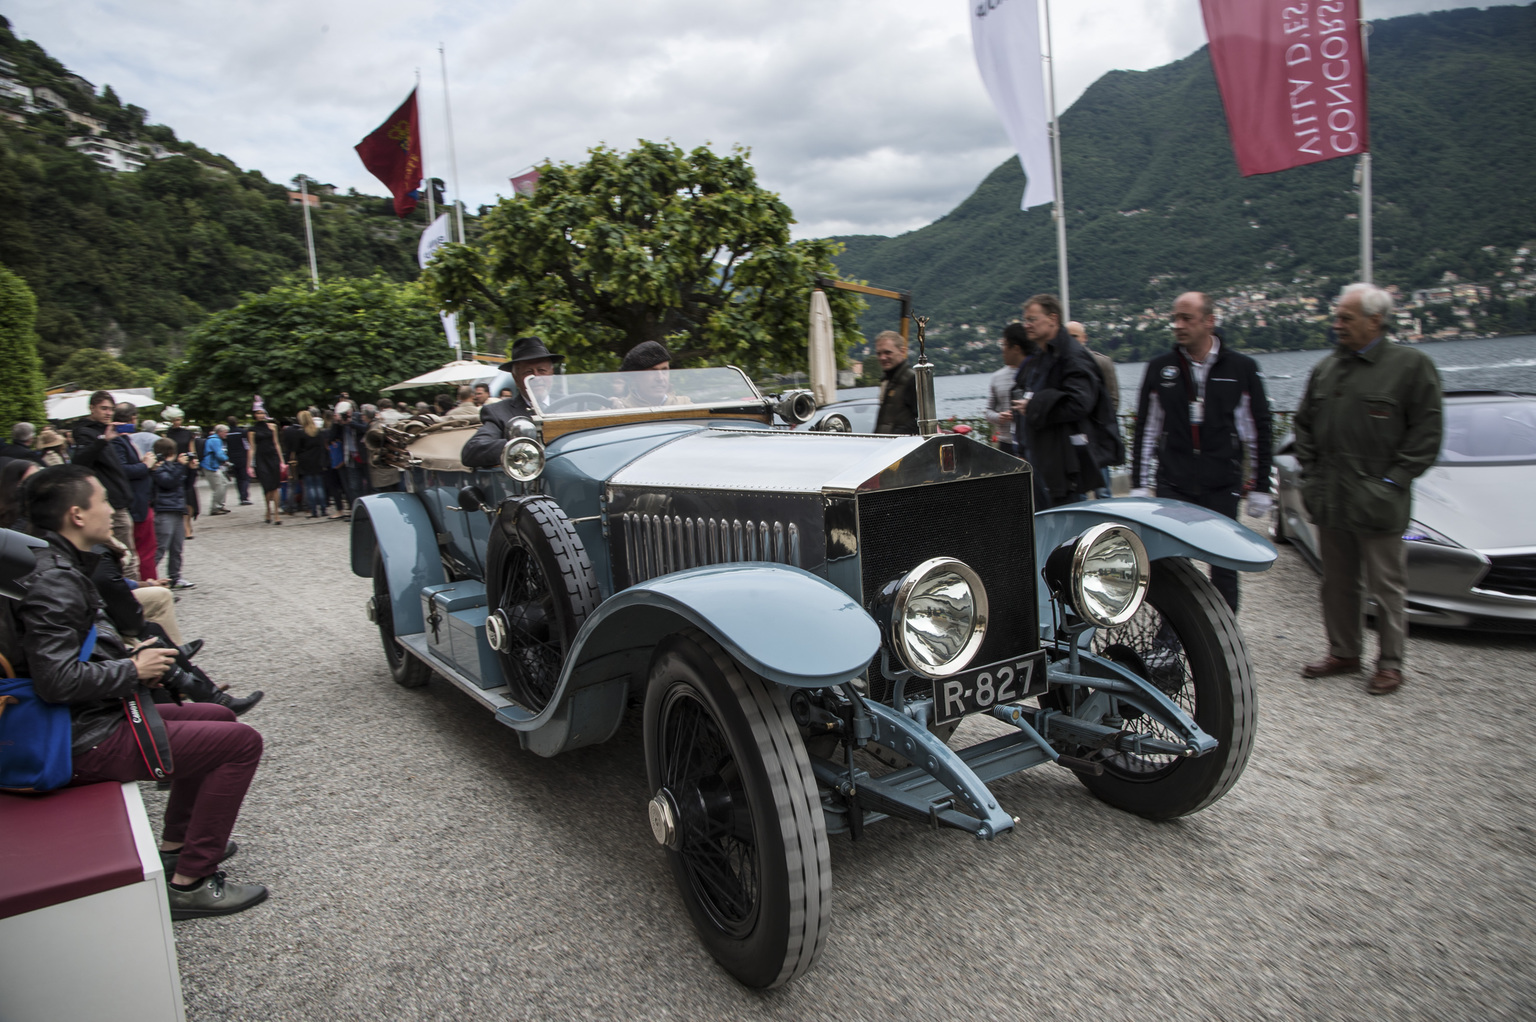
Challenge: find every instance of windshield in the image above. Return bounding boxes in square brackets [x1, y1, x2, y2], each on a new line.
[1440, 398, 1536, 464]
[526, 366, 761, 416]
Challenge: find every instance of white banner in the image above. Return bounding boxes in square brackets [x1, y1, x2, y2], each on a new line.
[970, 0, 1054, 210]
[418, 213, 458, 350]
[418, 212, 452, 269]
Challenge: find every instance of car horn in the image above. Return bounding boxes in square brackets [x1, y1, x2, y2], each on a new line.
[774, 390, 817, 425]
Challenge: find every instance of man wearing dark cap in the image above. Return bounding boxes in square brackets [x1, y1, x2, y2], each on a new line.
[617, 341, 688, 407]
[461, 336, 564, 468]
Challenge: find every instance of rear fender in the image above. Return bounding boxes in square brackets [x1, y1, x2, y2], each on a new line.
[498, 563, 882, 755]
[349, 492, 446, 636]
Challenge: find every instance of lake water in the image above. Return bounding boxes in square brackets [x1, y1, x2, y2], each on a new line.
[837, 334, 1536, 417]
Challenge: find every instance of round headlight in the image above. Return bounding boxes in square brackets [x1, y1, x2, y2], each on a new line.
[817, 413, 851, 433]
[1053, 523, 1149, 627]
[889, 557, 989, 679]
[503, 415, 539, 441]
[500, 437, 545, 482]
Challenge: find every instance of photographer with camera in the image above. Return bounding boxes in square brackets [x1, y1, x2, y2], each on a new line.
[150, 437, 197, 590]
[14, 465, 268, 919]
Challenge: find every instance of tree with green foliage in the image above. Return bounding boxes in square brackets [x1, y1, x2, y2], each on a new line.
[165, 274, 454, 420]
[426, 141, 865, 377]
[48, 347, 145, 391]
[0, 265, 46, 427]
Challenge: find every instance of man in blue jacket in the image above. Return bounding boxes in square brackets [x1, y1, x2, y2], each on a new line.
[1131, 292, 1272, 611]
[201, 424, 231, 515]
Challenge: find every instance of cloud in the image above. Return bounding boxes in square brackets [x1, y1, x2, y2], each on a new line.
[5, 0, 1500, 239]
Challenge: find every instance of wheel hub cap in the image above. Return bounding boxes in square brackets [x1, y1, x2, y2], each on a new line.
[485, 610, 509, 652]
[648, 788, 682, 850]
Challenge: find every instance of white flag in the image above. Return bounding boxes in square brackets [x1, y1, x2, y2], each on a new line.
[418, 212, 452, 269]
[419, 214, 459, 349]
[971, 0, 1054, 210]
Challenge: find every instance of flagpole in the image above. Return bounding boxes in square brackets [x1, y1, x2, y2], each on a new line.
[299, 176, 319, 288]
[1042, 0, 1069, 321]
[417, 69, 435, 226]
[438, 43, 465, 246]
[1358, 12, 1373, 284]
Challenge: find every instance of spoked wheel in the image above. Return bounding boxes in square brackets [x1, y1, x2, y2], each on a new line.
[371, 547, 431, 688]
[484, 498, 599, 712]
[1067, 557, 1256, 820]
[643, 628, 830, 989]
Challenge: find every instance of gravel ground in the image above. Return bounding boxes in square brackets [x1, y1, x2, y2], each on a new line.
[149, 491, 1535, 1021]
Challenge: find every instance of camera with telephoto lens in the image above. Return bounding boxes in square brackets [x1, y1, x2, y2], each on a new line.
[135, 636, 213, 703]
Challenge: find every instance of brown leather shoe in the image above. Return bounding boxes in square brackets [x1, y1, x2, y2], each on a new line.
[1301, 655, 1362, 678]
[1367, 668, 1403, 695]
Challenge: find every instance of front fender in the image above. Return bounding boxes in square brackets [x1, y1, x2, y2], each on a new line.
[349, 492, 446, 636]
[499, 563, 881, 744]
[1034, 497, 1277, 572]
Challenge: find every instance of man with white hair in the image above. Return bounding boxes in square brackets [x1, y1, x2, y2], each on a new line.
[201, 423, 232, 514]
[2, 421, 43, 463]
[1295, 283, 1443, 696]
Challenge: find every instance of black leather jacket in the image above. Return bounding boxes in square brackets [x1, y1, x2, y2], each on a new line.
[461, 393, 533, 468]
[16, 531, 139, 754]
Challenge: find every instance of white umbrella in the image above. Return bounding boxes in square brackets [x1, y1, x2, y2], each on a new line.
[381, 360, 497, 392]
[45, 388, 162, 422]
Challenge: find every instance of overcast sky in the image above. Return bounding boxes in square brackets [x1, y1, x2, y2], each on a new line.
[5, 0, 1502, 238]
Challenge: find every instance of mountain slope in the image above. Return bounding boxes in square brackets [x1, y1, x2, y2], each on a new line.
[830, 4, 1536, 362]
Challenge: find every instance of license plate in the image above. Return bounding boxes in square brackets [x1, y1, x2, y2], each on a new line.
[930, 651, 1047, 725]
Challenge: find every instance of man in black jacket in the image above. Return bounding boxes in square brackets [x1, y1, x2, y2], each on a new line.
[873, 331, 918, 435]
[16, 465, 268, 919]
[1131, 292, 1273, 611]
[70, 391, 140, 580]
[463, 336, 564, 468]
[224, 416, 251, 505]
[1012, 294, 1103, 508]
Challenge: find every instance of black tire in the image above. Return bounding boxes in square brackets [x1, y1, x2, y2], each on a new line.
[1069, 557, 1256, 820]
[485, 497, 600, 711]
[643, 629, 830, 989]
[372, 547, 431, 688]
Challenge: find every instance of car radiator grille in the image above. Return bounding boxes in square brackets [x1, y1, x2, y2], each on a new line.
[857, 473, 1038, 675]
[620, 512, 804, 584]
[1478, 553, 1536, 598]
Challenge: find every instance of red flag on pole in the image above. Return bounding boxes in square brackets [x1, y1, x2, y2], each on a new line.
[1200, 0, 1369, 176]
[355, 89, 423, 216]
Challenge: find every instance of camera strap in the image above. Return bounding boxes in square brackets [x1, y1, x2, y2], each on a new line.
[119, 630, 174, 781]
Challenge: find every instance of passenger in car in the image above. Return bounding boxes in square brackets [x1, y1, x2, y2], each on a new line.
[615, 341, 691, 408]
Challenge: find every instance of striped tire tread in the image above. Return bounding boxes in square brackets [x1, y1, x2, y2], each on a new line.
[520, 498, 601, 619]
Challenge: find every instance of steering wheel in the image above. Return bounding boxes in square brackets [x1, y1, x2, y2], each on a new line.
[541, 392, 615, 413]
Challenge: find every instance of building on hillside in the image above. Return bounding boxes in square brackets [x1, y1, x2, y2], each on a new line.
[32, 86, 68, 110]
[67, 135, 146, 173]
[287, 190, 320, 207]
[0, 77, 30, 106]
[64, 110, 103, 135]
[64, 73, 94, 93]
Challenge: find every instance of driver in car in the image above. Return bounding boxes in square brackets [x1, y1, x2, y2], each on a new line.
[614, 341, 691, 408]
[461, 336, 563, 468]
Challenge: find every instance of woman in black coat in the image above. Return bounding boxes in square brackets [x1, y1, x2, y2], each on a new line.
[248, 407, 284, 524]
[292, 411, 331, 517]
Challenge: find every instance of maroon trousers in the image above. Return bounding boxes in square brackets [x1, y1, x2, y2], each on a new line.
[72, 702, 262, 879]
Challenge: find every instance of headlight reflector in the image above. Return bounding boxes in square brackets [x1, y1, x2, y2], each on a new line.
[500, 437, 545, 482]
[503, 415, 539, 441]
[889, 557, 988, 678]
[1046, 523, 1149, 627]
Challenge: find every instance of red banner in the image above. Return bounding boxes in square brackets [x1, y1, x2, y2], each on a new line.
[355, 89, 422, 217]
[1200, 0, 1369, 176]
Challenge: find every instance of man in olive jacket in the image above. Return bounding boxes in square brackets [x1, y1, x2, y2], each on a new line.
[873, 330, 918, 435]
[1294, 284, 1442, 695]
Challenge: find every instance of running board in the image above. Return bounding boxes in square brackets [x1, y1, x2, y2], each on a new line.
[396, 632, 521, 713]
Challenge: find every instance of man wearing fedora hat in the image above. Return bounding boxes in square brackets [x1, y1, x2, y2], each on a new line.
[461, 336, 564, 468]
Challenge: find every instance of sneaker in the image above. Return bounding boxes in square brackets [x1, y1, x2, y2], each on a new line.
[239, 500, 253, 506]
[166, 871, 268, 920]
[171, 579, 196, 590]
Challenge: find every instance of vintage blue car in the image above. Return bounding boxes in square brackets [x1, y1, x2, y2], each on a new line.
[349, 364, 1274, 988]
